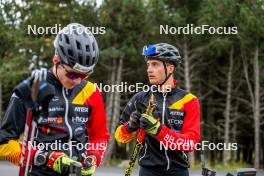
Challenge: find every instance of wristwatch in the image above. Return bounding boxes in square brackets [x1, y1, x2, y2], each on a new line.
[34, 151, 47, 166]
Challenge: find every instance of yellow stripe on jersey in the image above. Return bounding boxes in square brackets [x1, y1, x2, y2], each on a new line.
[72, 81, 96, 105]
[0, 140, 21, 166]
[115, 125, 136, 143]
[169, 93, 196, 110]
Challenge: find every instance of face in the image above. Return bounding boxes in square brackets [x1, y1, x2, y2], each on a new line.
[147, 59, 174, 85]
[147, 59, 166, 85]
[56, 64, 88, 89]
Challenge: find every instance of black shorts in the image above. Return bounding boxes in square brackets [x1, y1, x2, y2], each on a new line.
[139, 167, 189, 176]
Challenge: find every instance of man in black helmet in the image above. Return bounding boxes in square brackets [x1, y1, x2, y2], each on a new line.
[0, 23, 109, 176]
[115, 43, 200, 176]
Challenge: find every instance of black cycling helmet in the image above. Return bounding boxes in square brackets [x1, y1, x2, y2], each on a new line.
[142, 43, 181, 86]
[142, 43, 181, 65]
[54, 23, 99, 74]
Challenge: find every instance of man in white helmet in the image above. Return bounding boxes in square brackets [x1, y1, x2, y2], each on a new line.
[0, 23, 109, 176]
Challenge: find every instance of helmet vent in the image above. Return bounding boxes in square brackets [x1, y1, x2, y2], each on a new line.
[174, 52, 180, 56]
[59, 45, 66, 55]
[78, 54, 83, 63]
[86, 45, 90, 52]
[92, 42, 95, 51]
[163, 53, 172, 57]
[92, 57, 95, 64]
[74, 30, 78, 35]
[83, 31, 87, 38]
[68, 49, 73, 57]
[59, 34, 62, 41]
[72, 25, 77, 30]
[76, 41, 81, 50]
[64, 35, 70, 44]
[86, 56, 90, 65]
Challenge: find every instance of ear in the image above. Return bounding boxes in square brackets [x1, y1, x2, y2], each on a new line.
[168, 63, 175, 74]
[53, 55, 59, 65]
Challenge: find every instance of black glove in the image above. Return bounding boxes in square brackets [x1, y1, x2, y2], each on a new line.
[125, 111, 141, 132]
[140, 114, 161, 135]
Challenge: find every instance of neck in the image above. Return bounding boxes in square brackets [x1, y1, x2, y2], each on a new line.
[158, 77, 176, 93]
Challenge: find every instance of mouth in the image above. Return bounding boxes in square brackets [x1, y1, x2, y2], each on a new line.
[148, 76, 155, 79]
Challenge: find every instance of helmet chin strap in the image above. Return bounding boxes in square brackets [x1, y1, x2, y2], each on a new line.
[55, 64, 60, 80]
[158, 61, 172, 86]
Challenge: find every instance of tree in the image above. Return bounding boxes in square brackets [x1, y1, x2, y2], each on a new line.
[98, 0, 147, 164]
[238, 0, 264, 168]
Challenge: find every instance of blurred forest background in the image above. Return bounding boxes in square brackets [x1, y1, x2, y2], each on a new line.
[0, 0, 264, 170]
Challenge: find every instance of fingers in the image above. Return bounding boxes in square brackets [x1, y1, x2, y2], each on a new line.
[139, 114, 156, 129]
[31, 68, 48, 83]
[131, 111, 141, 120]
[71, 160, 82, 168]
[41, 67, 48, 81]
[81, 154, 97, 176]
[141, 113, 156, 124]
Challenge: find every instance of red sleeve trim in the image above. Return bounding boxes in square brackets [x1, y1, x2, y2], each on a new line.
[85, 87, 110, 166]
[156, 98, 200, 152]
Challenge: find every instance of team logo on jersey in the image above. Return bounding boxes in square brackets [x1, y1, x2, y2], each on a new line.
[168, 119, 184, 125]
[74, 106, 89, 113]
[51, 96, 60, 102]
[49, 107, 64, 112]
[48, 117, 58, 124]
[168, 110, 184, 125]
[56, 116, 63, 124]
[169, 110, 185, 117]
[74, 126, 85, 133]
[72, 116, 89, 124]
[38, 116, 48, 124]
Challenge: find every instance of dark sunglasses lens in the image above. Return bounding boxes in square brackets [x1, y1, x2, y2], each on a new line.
[66, 72, 87, 80]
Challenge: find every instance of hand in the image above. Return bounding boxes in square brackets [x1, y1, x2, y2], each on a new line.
[47, 151, 82, 174]
[81, 154, 97, 176]
[125, 111, 141, 132]
[31, 68, 54, 109]
[14, 67, 50, 102]
[31, 67, 48, 83]
[140, 113, 161, 135]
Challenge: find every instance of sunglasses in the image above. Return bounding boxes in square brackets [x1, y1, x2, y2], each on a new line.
[143, 45, 158, 56]
[61, 64, 88, 80]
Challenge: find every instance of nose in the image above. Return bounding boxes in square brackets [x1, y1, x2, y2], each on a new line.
[147, 65, 153, 75]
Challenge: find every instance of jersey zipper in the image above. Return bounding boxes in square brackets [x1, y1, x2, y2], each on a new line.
[162, 93, 170, 170]
[183, 151, 188, 161]
[139, 143, 148, 162]
[62, 87, 73, 158]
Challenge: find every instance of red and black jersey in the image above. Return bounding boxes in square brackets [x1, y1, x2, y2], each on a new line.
[115, 83, 200, 173]
[0, 71, 109, 175]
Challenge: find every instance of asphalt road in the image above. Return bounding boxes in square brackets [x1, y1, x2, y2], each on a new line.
[0, 161, 263, 176]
